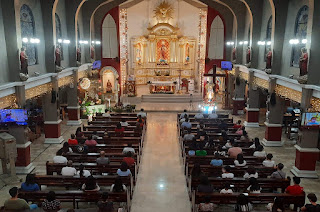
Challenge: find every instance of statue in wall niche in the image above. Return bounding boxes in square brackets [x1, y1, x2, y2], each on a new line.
[232, 47, 237, 62]
[76, 46, 81, 64]
[299, 47, 308, 76]
[55, 44, 62, 67]
[20, 47, 28, 75]
[266, 47, 272, 69]
[90, 44, 95, 61]
[246, 46, 251, 64]
[106, 80, 113, 93]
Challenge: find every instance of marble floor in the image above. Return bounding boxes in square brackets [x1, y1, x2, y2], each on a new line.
[0, 108, 319, 210]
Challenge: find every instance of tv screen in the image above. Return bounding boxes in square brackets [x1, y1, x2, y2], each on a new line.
[0, 109, 28, 125]
[92, 60, 101, 70]
[302, 112, 320, 126]
[221, 61, 233, 70]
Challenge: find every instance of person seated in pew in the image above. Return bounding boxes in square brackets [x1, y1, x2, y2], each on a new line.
[137, 117, 144, 128]
[183, 129, 195, 142]
[98, 192, 114, 212]
[240, 131, 249, 141]
[243, 166, 258, 179]
[228, 142, 243, 159]
[223, 138, 234, 149]
[61, 160, 77, 176]
[110, 177, 127, 192]
[196, 146, 207, 156]
[249, 137, 260, 149]
[218, 119, 228, 131]
[137, 114, 145, 123]
[21, 174, 40, 192]
[115, 123, 125, 134]
[123, 151, 135, 167]
[180, 109, 189, 119]
[120, 118, 129, 127]
[76, 164, 91, 177]
[123, 143, 135, 155]
[301, 193, 320, 211]
[96, 151, 110, 165]
[236, 126, 245, 136]
[181, 118, 192, 129]
[210, 153, 223, 167]
[214, 145, 226, 157]
[137, 108, 147, 118]
[85, 135, 98, 146]
[233, 120, 242, 129]
[285, 176, 304, 195]
[195, 112, 204, 119]
[76, 127, 84, 138]
[199, 195, 217, 212]
[68, 134, 78, 145]
[4, 187, 38, 210]
[263, 153, 276, 168]
[117, 162, 132, 177]
[253, 145, 267, 158]
[270, 163, 286, 179]
[92, 131, 102, 140]
[102, 109, 111, 118]
[74, 140, 89, 154]
[82, 176, 100, 191]
[53, 150, 68, 164]
[222, 165, 234, 179]
[134, 122, 142, 133]
[57, 142, 73, 155]
[234, 193, 253, 212]
[234, 154, 247, 167]
[266, 196, 285, 212]
[247, 177, 261, 193]
[180, 114, 188, 124]
[208, 111, 218, 119]
[188, 141, 197, 156]
[191, 163, 204, 179]
[197, 176, 214, 193]
[197, 121, 205, 130]
[220, 183, 233, 194]
[42, 191, 61, 212]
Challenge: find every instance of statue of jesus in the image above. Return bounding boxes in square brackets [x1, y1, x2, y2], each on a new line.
[160, 42, 167, 63]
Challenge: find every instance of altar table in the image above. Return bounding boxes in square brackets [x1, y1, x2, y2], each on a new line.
[149, 81, 176, 94]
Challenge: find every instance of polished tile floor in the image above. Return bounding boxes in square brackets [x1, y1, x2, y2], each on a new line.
[0, 108, 319, 211]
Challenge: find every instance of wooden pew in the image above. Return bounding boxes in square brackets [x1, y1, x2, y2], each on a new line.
[183, 146, 254, 156]
[177, 113, 229, 118]
[84, 125, 136, 131]
[77, 137, 143, 148]
[82, 131, 142, 137]
[191, 191, 305, 212]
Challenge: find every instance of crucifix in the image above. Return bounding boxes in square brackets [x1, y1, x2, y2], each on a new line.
[204, 64, 217, 86]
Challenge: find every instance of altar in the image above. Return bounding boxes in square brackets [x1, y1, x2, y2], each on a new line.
[149, 81, 176, 94]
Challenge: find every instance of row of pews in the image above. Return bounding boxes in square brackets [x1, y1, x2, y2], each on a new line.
[177, 113, 305, 212]
[18, 112, 146, 211]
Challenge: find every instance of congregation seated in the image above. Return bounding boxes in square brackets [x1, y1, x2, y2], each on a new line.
[210, 153, 223, 167]
[266, 196, 285, 212]
[68, 134, 78, 145]
[4, 187, 37, 210]
[243, 166, 258, 179]
[218, 119, 228, 131]
[76, 164, 91, 177]
[270, 163, 286, 179]
[301, 193, 320, 211]
[122, 143, 135, 155]
[123, 151, 135, 167]
[117, 162, 132, 176]
[235, 193, 253, 212]
[285, 176, 304, 195]
[102, 109, 111, 118]
[137, 108, 147, 118]
[227, 142, 242, 159]
[97, 192, 113, 212]
[214, 146, 226, 157]
[61, 160, 77, 176]
[82, 176, 100, 191]
[234, 154, 247, 167]
[85, 135, 98, 146]
[188, 142, 196, 156]
[53, 150, 67, 164]
[220, 183, 233, 194]
[197, 176, 214, 193]
[223, 138, 233, 149]
[253, 145, 267, 158]
[120, 118, 129, 127]
[195, 112, 204, 119]
[96, 151, 110, 165]
[196, 146, 207, 156]
[208, 112, 218, 119]
[21, 174, 40, 192]
[42, 191, 61, 212]
[222, 165, 234, 179]
[246, 178, 261, 194]
[180, 109, 189, 119]
[240, 131, 249, 141]
[110, 177, 127, 192]
[233, 120, 242, 129]
[236, 126, 245, 135]
[263, 153, 276, 168]
[181, 118, 192, 129]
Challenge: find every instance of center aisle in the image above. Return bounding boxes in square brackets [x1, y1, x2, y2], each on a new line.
[131, 113, 191, 212]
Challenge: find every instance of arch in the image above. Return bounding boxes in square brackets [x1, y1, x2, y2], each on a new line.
[266, 15, 272, 40]
[291, 5, 309, 67]
[55, 13, 64, 60]
[20, 4, 37, 65]
[100, 66, 119, 94]
[208, 16, 224, 59]
[240, 0, 253, 45]
[102, 14, 118, 58]
[52, 0, 59, 43]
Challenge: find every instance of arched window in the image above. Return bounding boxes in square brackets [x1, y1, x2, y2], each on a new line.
[291, 5, 309, 67]
[208, 16, 224, 59]
[20, 4, 37, 65]
[55, 13, 63, 60]
[102, 14, 118, 58]
[266, 16, 272, 41]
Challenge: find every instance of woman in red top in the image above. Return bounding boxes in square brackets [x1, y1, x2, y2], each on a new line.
[123, 151, 135, 167]
[115, 123, 125, 133]
[233, 120, 242, 129]
[68, 134, 78, 145]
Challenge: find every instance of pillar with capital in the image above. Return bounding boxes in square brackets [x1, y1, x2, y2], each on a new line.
[67, 70, 82, 126]
[244, 70, 260, 127]
[291, 88, 320, 178]
[232, 67, 246, 115]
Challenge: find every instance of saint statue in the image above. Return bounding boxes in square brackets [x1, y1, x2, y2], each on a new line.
[106, 80, 113, 93]
[215, 80, 220, 93]
[299, 47, 308, 76]
[232, 47, 237, 62]
[160, 41, 167, 63]
[90, 44, 95, 61]
[266, 47, 272, 69]
[185, 44, 190, 63]
[246, 46, 251, 64]
[76, 47, 81, 63]
[55, 44, 61, 67]
[136, 44, 142, 64]
[20, 47, 28, 74]
[205, 81, 215, 101]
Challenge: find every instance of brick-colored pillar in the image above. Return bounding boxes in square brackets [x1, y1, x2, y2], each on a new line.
[262, 122, 283, 147]
[44, 120, 64, 144]
[16, 142, 35, 174]
[232, 98, 245, 115]
[67, 106, 82, 126]
[244, 108, 260, 127]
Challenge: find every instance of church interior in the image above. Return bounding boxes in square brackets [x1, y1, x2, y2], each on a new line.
[0, 0, 319, 211]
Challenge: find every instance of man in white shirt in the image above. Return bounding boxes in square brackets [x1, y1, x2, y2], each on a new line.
[123, 144, 135, 154]
[208, 112, 218, 119]
[137, 108, 147, 118]
[194, 113, 204, 119]
[53, 151, 67, 164]
[61, 160, 77, 176]
[262, 153, 275, 167]
[120, 119, 129, 127]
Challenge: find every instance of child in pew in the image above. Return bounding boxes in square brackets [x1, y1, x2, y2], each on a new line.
[235, 193, 253, 212]
[199, 195, 217, 212]
[220, 183, 234, 194]
[222, 165, 234, 179]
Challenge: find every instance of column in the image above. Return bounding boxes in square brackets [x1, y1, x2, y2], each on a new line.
[43, 77, 64, 144]
[65, 0, 79, 67]
[262, 77, 285, 146]
[244, 70, 260, 127]
[232, 67, 246, 115]
[67, 69, 82, 126]
[291, 88, 320, 178]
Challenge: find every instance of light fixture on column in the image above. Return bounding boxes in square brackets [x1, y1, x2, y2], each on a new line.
[22, 38, 29, 43]
[243, 41, 248, 45]
[302, 39, 308, 44]
[239, 41, 244, 45]
[79, 40, 89, 45]
[30, 38, 40, 44]
[289, 39, 299, 45]
[267, 41, 272, 46]
[258, 41, 266, 46]
[57, 39, 63, 43]
[63, 40, 70, 44]
[95, 41, 101, 45]
[226, 41, 234, 46]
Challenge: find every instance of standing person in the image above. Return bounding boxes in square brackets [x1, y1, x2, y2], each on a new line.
[68, 134, 78, 145]
[85, 135, 98, 146]
[97, 192, 114, 212]
[42, 191, 61, 212]
[96, 151, 110, 165]
[61, 160, 77, 176]
[4, 187, 34, 210]
[235, 193, 253, 212]
[301, 193, 320, 211]
[21, 174, 40, 192]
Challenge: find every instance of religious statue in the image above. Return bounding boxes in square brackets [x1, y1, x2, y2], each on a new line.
[159, 41, 168, 63]
[76, 47, 81, 63]
[246, 46, 251, 64]
[55, 44, 61, 67]
[299, 47, 308, 76]
[266, 47, 272, 69]
[154, 1, 174, 23]
[205, 81, 215, 102]
[215, 80, 220, 93]
[232, 47, 237, 62]
[20, 47, 28, 74]
[136, 43, 142, 64]
[185, 43, 190, 63]
[90, 44, 95, 61]
[106, 80, 113, 93]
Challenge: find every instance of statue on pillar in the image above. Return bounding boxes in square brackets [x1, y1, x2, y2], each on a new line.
[299, 47, 308, 76]
[55, 44, 62, 70]
[20, 47, 28, 74]
[232, 47, 237, 63]
[106, 80, 113, 93]
[205, 81, 215, 102]
[90, 44, 95, 62]
[246, 46, 251, 64]
[266, 47, 272, 70]
[76, 46, 81, 65]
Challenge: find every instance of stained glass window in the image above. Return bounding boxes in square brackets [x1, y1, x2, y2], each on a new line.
[20, 4, 37, 65]
[291, 5, 309, 67]
[55, 13, 63, 60]
[266, 16, 272, 40]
